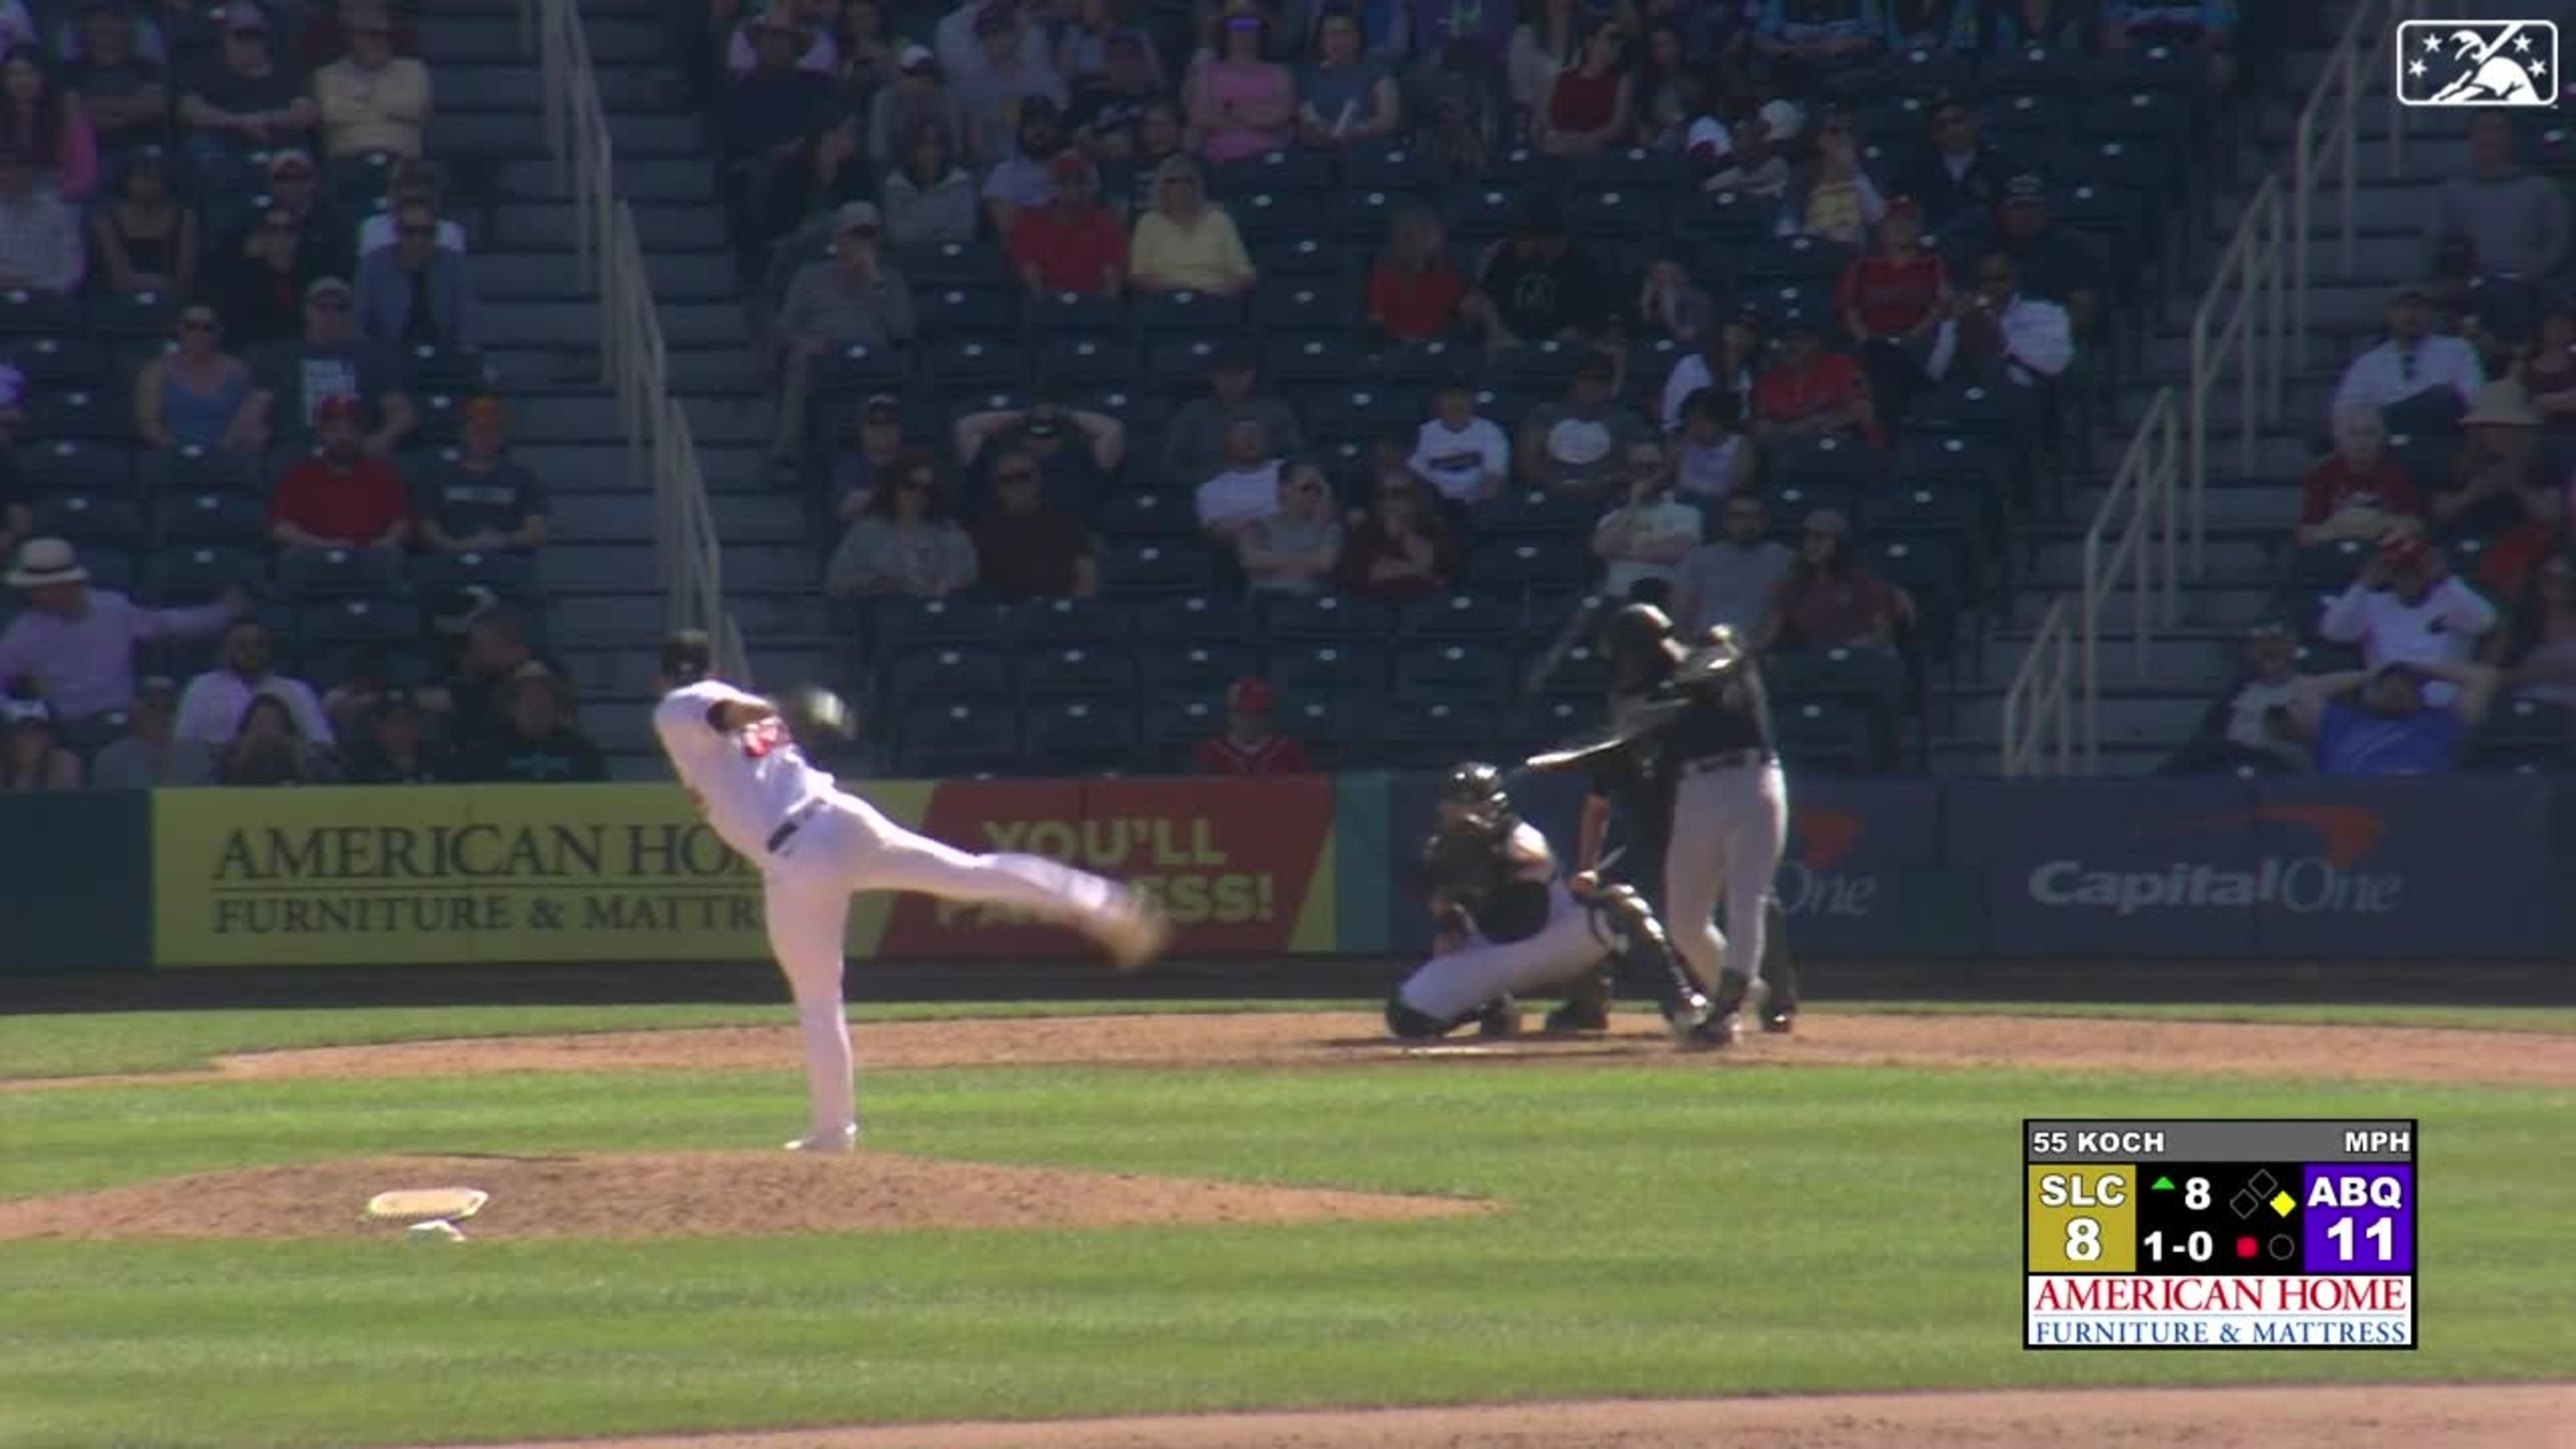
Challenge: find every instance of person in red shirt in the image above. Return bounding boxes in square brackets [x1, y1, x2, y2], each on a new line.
[1007, 153, 1129, 298]
[268, 396, 412, 553]
[2297, 407, 2423, 546]
[1192, 676, 1313, 776]
[1836, 195, 1948, 426]
[1753, 315, 1882, 447]
[1365, 204, 1465, 344]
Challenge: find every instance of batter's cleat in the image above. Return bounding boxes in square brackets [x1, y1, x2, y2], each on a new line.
[783, 1124, 860, 1154]
[1759, 1011, 1797, 1035]
[1543, 998, 1611, 1034]
[1665, 991, 1718, 1050]
[1099, 892, 1173, 974]
[1477, 996, 1524, 1039]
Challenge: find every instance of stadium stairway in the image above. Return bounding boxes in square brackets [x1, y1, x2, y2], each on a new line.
[1949, 1, 2488, 774]
[436, 0, 805, 777]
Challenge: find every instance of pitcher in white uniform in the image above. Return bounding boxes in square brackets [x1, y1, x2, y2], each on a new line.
[649, 634, 1170, 1151]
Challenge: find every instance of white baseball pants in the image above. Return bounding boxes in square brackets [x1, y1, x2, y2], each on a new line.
[1664, 761, 1789, 995]
[1396, 886, 1609, 1022]
[759, 790, 1136, 1140]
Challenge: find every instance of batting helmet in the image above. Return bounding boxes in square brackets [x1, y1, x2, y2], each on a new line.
[779, 685, 858, 749]
[1599, 602, 1688, 693]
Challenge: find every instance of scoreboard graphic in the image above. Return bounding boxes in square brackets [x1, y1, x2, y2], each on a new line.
[2023, 1119, 2417, 1350]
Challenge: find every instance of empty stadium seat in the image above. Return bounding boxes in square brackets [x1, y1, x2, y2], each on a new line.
[1023, 699, 1138, 771]
[899, 699, 1020, 774]
[1264, 592, 1378, 641]
[1392, 641, 1504, 704]
[1137, 592, 1253, 647]
[33, 491, 147, 549]
[1099, 538, 1215, 597]
[279, 546, 407, 596]
[1019, 643, 1135, 698]
[892, 642, 1015, 700]
[1016, 596, 1132, 647]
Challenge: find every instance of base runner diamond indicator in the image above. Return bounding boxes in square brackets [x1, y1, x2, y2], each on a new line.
[2025, 1119, 2417, 1351]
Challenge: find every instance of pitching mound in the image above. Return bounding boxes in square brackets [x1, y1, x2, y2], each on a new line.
[406, 1384, 2576, 1449]
[0, 1152, 1488, 1243]
[167, 1010, 2576, 1090]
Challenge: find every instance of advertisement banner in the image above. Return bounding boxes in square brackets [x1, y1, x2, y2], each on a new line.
[2248, 777, 2554, 957]
[1779, 777, 1940, 956]
[872, 777, 1338, 958]
[1947, 780, 2263, 958]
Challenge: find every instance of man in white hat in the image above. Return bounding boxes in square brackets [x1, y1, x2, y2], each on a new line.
[0, 538, 247, 724]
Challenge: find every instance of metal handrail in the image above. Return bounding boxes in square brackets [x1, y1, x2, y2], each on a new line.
[2290, 0, 2425, 371]
[2001, 596, 2074, 777]
[525, 0, 750, 684]
[2077, 387, 2183, 771]
[2185, 174, 2288, 578]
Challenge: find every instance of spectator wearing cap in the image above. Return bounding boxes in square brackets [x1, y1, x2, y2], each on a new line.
[1187, 2, 1293, 164]
[2329, 286, 2488, 436]
[1536, 22, 1633, 161]
[1127, 153, 1254, 295]
[67, 0, 166, 154]
[457, 662, 609, 784]
[1296, 5, 1400, 148]
[2297, 406, 2423, 547]
[1592, 438, 1701, 602]
[1898, 93, 2015, 237]
[236, 273, 417, 453]
[0, 696, 80, 789]
[1519, 352, 1649, 499]
[1007, 151, 1126, 296]
[1162, 339, 1303, 486]
[1337, 469, 1457, 604]
[2319, 532, 2498, 705]
[2098, 0, 2235, 96]
[1193, 676, 1312, 775]
[0, 47, 98, 200]
[2285, 658, 2498, 777]
[981, 94, 1070, 235]
[91, 149, 194, 296]
[827, 448, 979, 599]
[1365, 204, 1465, 345]
[1659, 307, 1763, 431]
[1753, 314, 1882, 445]
[174, 615, 333, 747]
[1067, 27, 1167, 169]
[357, 157, 468, 257]
[314, 1, 430, 159]
[0, 145, 82, 293]
[1193, 413, 1285, 541]
[420, 397, 549, 556]
[881, 122, 978, 251]
[0, 366, 28, 560]
[1839, 196, 1948, 421]
[268, 394, 413, 553]
[1464, 198, 1607, 351]
[91, 673, 216, 787]
[2426, 112, 2570, 291]
[956, 6, 1067, 168]
[353, 199, 474, 346]
[1924, 250, 2073, 402]
[134, 303, 257, 452]
[1408, 377, 1509, 504]
[2161, 622, 2324, 775]
[1757, 508, 1898, 654]
[834, 392, 913, 522]
[337, 686, 449, 783]
[1950, 173, 2101, 340]
[1675, 490, 1795, 639]
[1239, 460, 1343, 596]
[972, 448, 1098, 601]
[770, 200, 916, 471]
[0, 538, 247, 723]
[869, 44, 968, 174]
[1778, 106, 1885, 247]
[728, 0, 842, 77]
[953, 399, 1123, 520]
[1685, 96, 1796, 200]
[217, 688, 338, 786]
[727, 8, 839, 249]
[2432, 381, 2556, 572]
[176, 3, 319, 178]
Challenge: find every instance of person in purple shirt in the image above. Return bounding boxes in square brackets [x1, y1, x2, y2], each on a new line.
[0, 538, 247, 724]
[2288, 657, 2499, 776]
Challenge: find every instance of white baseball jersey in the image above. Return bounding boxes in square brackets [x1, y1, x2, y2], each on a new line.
[652, 681, 830, 861]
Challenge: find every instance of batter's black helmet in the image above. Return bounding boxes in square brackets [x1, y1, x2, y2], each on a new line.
[1600, 603, 1688, 693]
[1436, 761, 1510, 814]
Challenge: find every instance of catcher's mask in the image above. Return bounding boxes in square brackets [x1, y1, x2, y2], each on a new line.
[1435, 761, 1512, 828]
[1600, 602, 1689, 693]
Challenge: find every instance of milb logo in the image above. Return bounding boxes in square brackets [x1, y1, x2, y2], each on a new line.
[2024, 806, 2405, 917]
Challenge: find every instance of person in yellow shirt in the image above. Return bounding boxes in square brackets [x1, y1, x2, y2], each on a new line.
[314, 3, 432, 159]
[1126, 155, 1254, 295]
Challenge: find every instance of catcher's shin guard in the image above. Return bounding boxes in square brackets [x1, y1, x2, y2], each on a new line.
[1759, 896, 1799, 1026]
[1589, 884, 1707, 1025]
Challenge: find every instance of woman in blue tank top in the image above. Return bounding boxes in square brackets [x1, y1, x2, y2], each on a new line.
[132, 303, 254, 452]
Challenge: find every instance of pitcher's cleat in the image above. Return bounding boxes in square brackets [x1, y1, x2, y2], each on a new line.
[784, 1124, 860, 1153]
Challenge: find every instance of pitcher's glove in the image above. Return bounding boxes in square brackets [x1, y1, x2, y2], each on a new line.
[780, 685, 858, 747]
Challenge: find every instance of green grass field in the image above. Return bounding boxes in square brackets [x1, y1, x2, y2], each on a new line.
[1, 1000, 2570, 1449]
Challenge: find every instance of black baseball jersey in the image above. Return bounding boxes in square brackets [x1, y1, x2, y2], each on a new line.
[1586, 698, 1679, 886]
[1657, 644, 1776, 760]
[1418, 816, 1554, 944]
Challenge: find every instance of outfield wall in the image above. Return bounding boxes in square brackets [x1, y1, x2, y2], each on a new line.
[0, 776, 2568, 975]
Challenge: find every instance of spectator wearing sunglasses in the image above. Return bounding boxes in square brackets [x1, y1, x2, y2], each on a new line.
[972, 449, 1098, 601]
[354, 200, 474, 346]
[133, 304, 257, 451]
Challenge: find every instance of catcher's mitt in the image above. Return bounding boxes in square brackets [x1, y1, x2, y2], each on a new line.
[779, 685, 859, 746]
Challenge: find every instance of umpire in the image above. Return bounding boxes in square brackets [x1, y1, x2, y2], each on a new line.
[1538, 604, 1800, 1041]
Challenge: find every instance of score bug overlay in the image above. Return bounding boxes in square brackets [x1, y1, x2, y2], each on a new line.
[2023, 1119, 2417, 1350]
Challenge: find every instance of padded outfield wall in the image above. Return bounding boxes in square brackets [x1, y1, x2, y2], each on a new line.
[0, 776, 2569, 975]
